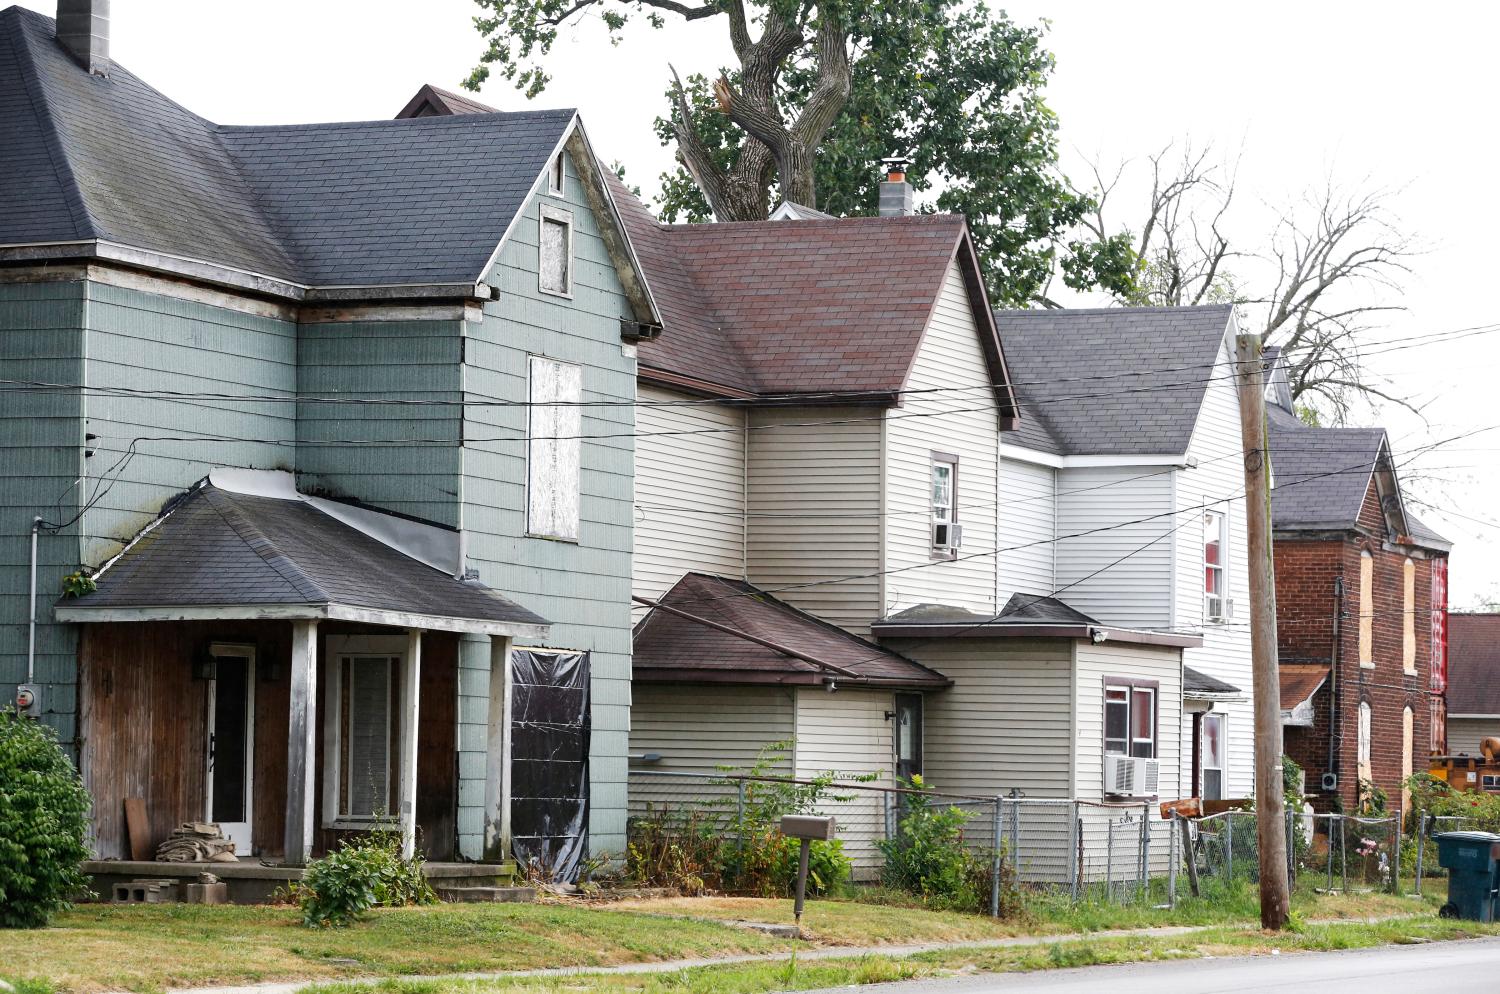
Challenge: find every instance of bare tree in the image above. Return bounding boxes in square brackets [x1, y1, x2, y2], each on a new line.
[1075, 143, 1417, 423]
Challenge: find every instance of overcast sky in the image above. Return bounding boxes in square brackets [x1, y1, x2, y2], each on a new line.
[20, 0, 1498, 605]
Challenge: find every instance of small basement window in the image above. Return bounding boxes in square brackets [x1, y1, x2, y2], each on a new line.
[539, 204, 573, 297]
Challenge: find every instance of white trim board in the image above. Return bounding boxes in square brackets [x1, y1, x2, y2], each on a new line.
[53, 602, 549, 639]
[1000, 444, 1193, 470]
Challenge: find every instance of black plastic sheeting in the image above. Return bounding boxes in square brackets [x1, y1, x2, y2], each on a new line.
[510, 648, 590, 881]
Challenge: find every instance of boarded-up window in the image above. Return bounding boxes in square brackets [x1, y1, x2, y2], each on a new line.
[547, 151, 565, 195]
[539, 205, 572, 296]
[1358, 700, 1372, 783]
[528, 356, 582, 540]
[1359, 550, 1374, 667]
[1403, 558, 1416, 674]
[1402, 705, 1414, 811]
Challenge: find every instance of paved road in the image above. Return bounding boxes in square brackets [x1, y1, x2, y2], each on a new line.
[804, 937, 1500, 993]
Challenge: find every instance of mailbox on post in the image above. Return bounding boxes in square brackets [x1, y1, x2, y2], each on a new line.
[780, 815, 836, 930]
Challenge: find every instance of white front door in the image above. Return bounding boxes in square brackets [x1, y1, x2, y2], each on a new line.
[206, 644, 255, 855]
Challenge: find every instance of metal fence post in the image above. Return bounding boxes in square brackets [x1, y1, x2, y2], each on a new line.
[1340, 815, 1348, 893]
[990, 797, 1003, 917]
[1167, 811, 1178, 907]
[1389, 803, 1402, 895]
[1225, 812, 1234, 882]
[1415, 811, 1428, 896]
[1325, 815, 1335, 893]
[1011, 798, 1021, 877]
[1138, 803, 1149, 901]
[1285, 808, 1296, 887]
[1106, 817, 1115, 903]
[883, 789, 893, 843]
[736, 777, 747, 853]
[1069, 806, 1081, 902]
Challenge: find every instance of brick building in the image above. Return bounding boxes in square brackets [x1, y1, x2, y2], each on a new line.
[1264, 363, 1450, 814]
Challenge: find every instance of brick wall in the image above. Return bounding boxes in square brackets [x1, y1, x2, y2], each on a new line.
[1274, 482, 1446, 814]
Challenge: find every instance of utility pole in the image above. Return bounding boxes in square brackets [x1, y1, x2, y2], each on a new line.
[1234, 332, 1291, 930]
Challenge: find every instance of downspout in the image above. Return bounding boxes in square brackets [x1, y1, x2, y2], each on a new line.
[1328, 575, 1344, 789]
[27, 516, 42, 684]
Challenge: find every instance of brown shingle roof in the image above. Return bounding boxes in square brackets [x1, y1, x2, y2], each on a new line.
[1448, 613, 1500, 715]
[633, 572, 949, 689]
[1279, 663, 1330, 712]
[606, 174, 1016, 419]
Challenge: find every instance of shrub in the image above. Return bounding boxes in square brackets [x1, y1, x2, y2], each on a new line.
[0, 707, 91, 928]
[298, 830, 436, 927]
[876, 777, 1015, 915]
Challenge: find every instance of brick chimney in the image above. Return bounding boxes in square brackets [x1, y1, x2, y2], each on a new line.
[878, 156, 913, 217]
[56, 0, 110, 75]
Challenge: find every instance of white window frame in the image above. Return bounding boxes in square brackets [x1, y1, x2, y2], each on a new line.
[1104, 680, 1157, 759]
[547, 150, 565, 196]
[1203, 508, 1228, 623]
[322, 634, 405, 829]
[930, 453, 959, 558]
[1200, 712, 1226, 801]
[538, 203, 574, 298]
[1357, 699, 1373, 782]
[526, 355, 583, 541]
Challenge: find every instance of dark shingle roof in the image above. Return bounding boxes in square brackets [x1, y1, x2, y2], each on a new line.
[1267, 404, 1389, 533]
[1447, 614, 1500, 716]
[1184, 666, 1242, 698]
[606, 175, 1014, 411]
[396, 83, 500, 119]
[877, 593, 1098, 629]
[633, 573, 948, 688]
[62, 481, 548, 629]
[994, 305, 1235, 456]
[0, 6, 571, 289]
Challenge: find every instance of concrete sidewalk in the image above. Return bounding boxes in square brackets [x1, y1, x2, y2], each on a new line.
[154, 923, 1224, 994]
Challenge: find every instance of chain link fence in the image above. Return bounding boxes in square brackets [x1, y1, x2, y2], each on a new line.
[627, 770, 1421, 914]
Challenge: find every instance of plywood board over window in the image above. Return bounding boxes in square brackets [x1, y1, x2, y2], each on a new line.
[1359, 550, 1374, 668]
[528, 356, 582, 541]
[1403, 558, 1417, 674]
[538, 204, 573, 297]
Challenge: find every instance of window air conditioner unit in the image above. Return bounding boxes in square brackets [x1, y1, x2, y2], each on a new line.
[1206, 596, 1235, 623]
[932, 521, 963, 551]
[1104, 754, 1160, 798]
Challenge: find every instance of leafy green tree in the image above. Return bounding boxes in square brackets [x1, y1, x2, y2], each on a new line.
[467, 0, 1132, 305]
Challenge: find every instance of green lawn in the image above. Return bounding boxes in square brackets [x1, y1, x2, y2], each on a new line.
[0, 881, 1456, 994]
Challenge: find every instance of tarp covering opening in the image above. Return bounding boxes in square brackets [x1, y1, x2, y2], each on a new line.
[510, 648, 590, 881]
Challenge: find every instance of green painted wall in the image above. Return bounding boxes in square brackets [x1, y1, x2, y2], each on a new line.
[459, 152, 637, 857]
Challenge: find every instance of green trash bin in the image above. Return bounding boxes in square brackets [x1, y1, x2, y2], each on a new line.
[1435, 831, 1500, 922]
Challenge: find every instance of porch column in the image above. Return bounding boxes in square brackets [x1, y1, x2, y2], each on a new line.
[397, 629, 422, 860]
[483, 635, 514, 861]
[284, 619, 319, 865]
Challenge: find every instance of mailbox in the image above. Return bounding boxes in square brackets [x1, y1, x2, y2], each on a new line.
[780, 815, 836, 841]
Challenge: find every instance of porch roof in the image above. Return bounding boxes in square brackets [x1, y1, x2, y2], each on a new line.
[1279, 663, 1330, 727]
[53, 472, 549, 638]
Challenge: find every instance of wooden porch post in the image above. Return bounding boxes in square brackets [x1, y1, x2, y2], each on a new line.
[397, 629, 422, 860]
[483, 635, 514, 862]
[284, 619, 319, 865]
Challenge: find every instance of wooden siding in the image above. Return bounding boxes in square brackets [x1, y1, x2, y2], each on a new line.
[297, 319, 463, 527]
[79, 620, 459, 861]
[462, 151, 638, 856]
[1054, 466, 1176, 629]
[997, 455, 1056, 598]
[1072, 641, 1183, 804]
[746, 405, 883, 634]
[0, 281, 85, 743]
[1173, 330, 1255, 798]
[795, 687, 895, 874]
[632, 384, 746, 616]
[896, 639, 1075, 798]
[882, 262, 1001, 618]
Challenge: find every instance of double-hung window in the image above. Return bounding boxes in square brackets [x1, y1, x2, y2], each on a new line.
[1200, 713, 1226, 800]
[930, 453, 959, 557]
[1104, 680, 1157, 759]
[527, 356, 582, 541]
[1203, 509, 1227, 622]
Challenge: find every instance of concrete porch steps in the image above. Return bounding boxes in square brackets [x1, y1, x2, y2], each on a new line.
[434, 884, 537, 903]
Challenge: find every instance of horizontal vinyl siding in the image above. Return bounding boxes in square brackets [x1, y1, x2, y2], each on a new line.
[1073, 641, 1183, 804]
[883, 262, 1000, 618]
[632, 384, 746, 615]
[1174, 332, 1256, 799]
[1447, 718, 1500, 757]
[747, 405, 882, 634]
[998, 456, 1056, 598]
[795, 687, 895, 875]
[894, 639, 1075, 798]
[1054, 466, 1175, 629]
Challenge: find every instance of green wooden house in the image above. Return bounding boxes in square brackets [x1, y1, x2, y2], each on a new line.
[0, 1, 659, 882]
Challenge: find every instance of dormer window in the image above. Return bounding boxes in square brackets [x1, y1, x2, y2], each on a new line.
[539, 204, 573, 297]
[547, 150, 565, 195]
